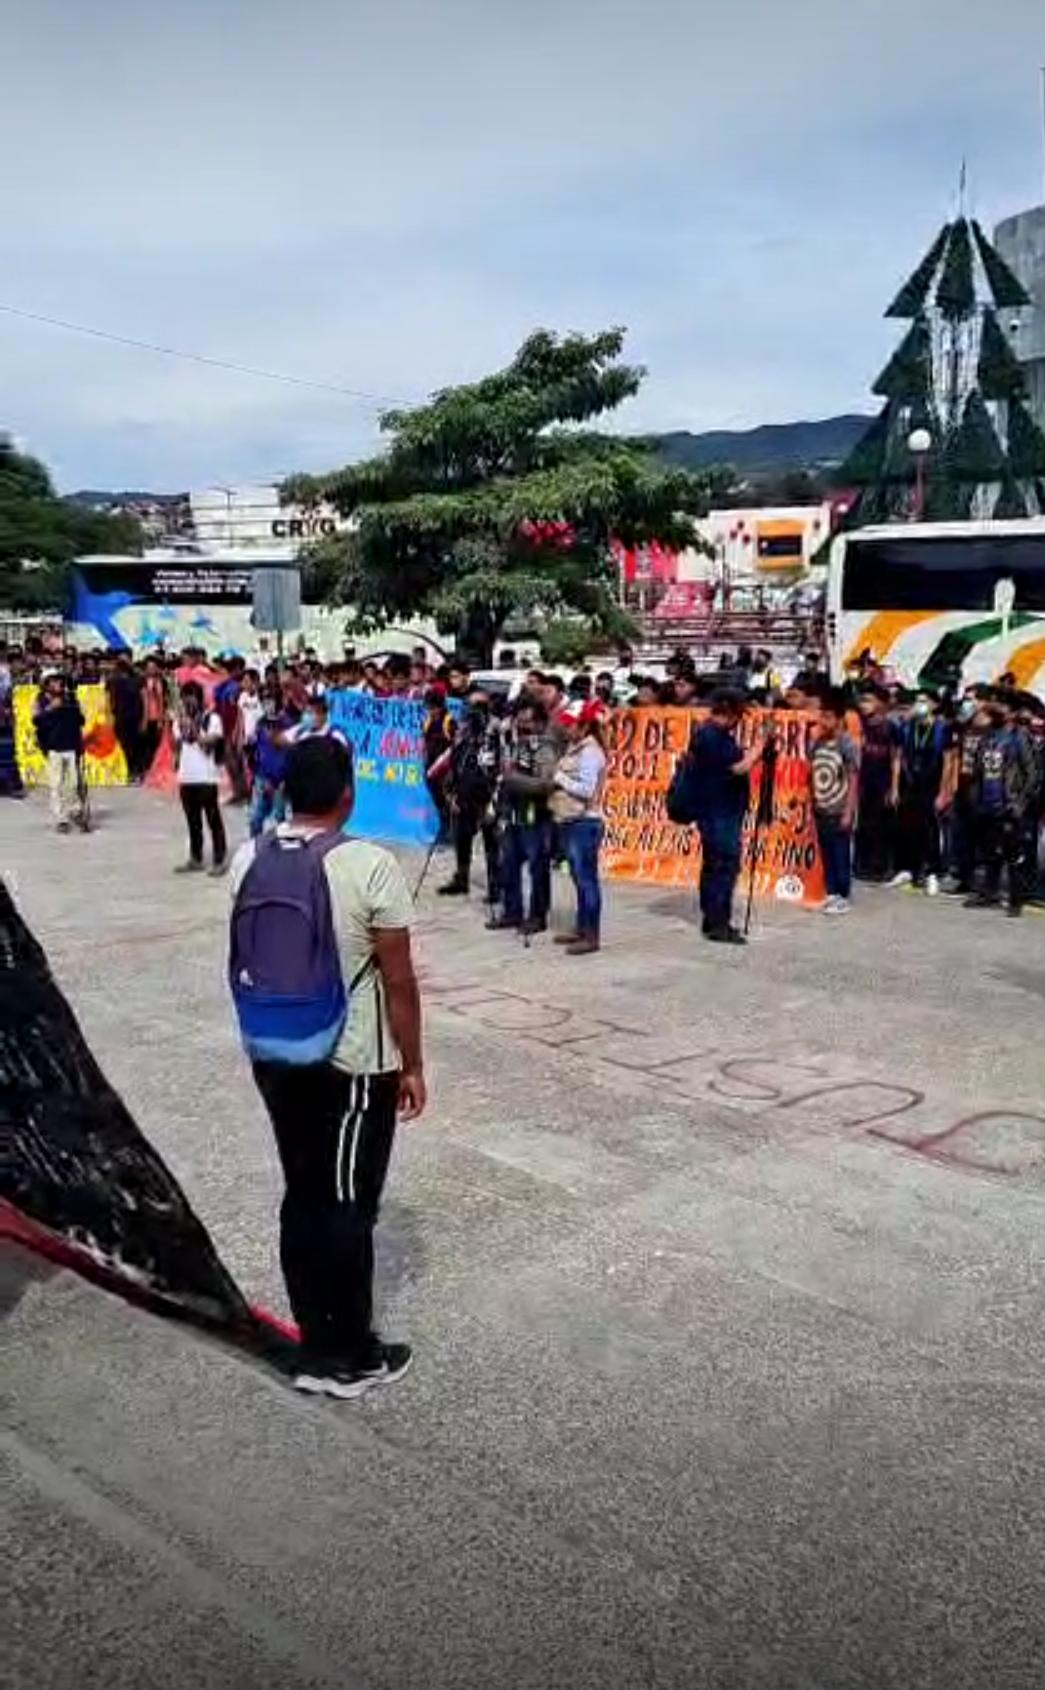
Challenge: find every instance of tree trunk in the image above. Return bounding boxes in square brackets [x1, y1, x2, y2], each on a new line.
[457, 604, 504, 669]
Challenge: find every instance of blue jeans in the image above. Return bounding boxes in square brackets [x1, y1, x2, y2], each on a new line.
[695, 811, 743, 932]
[816, 815, 853, 899]
[501, 821, 552, 925]
[250, 776, 286, 838]
[561, 817, 604, 937]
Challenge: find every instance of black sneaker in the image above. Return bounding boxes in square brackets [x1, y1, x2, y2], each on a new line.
[486, 914, 521, 931]
[358, 1341, 413, 1390]
[520, 916, 548, 936]
[294, 1343, 413, 1400]
[705, 925, 746, 946]
[963, 893, 999, 909]
[293, 1359, 373, 1401]
[437, 879, 469, 896]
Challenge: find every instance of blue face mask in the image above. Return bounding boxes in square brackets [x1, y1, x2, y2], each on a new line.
[301, 710, 317, 731]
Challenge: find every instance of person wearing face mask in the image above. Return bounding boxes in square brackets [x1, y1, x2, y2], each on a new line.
[172, 681, 227, 874]
[438, 688, 502, 901]
[944, 691, 990, 896]
[965, 694, 1041, 916]
[853, 686, 894, 882]
[285, 692, 348, 748]
[249, 685, 293, 838]
[888, 691, 955, 896]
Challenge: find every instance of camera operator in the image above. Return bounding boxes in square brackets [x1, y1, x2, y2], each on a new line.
[687, 688, 771, 946]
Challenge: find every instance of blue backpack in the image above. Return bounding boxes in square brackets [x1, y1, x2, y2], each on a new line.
[229, 832, 368, 1065]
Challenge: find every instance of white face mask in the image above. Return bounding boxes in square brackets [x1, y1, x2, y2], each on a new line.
[912, 700, 932, 720]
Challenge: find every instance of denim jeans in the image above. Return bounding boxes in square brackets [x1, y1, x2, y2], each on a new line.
[561, 817, 604, 937]
[250, 776, 286, 838]
[815, 814, 853, 899]
[694, 811, 743, 932]
[501, 821, 552, 924]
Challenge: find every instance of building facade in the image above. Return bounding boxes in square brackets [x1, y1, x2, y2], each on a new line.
[995, 203, 1045, 429]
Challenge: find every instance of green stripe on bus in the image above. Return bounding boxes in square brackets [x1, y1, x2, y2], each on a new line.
[917, 613, 1040, 691]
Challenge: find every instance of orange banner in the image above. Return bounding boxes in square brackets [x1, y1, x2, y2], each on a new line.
[602, 708, 826, 906]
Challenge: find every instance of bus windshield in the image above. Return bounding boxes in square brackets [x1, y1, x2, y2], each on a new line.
[841, 532, 1045, 612]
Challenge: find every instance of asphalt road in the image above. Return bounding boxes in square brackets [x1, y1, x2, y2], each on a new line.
[4, 786, 1044, 1689]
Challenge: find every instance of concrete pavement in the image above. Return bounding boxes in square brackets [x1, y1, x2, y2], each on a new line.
[4, 785, 1044, 1688]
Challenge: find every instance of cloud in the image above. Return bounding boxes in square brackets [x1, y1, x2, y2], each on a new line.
[4, 0, 1043, 487]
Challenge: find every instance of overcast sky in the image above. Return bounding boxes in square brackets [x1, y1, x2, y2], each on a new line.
[3, 0, 1043, 491]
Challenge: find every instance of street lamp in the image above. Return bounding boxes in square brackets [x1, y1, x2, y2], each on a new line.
[908, 428, 932, 521]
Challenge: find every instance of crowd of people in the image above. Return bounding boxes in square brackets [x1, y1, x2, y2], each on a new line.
[2, 636, 1044, 939]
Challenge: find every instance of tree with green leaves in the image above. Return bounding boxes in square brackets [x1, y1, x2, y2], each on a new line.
[284, 329, 713, 665]
[0, 438, 142, 610]
[838, 215, 1045, 522]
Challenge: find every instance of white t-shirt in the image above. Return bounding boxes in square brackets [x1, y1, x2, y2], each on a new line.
[229, 827, 413, 1074]
[173, 712, 223, 785]
[238, 693, 265, 744]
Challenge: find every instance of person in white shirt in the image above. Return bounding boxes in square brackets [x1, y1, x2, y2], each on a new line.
[237, 668, 265, 748]
[550, 701, 608, 955]
[171, 681, 227, 875]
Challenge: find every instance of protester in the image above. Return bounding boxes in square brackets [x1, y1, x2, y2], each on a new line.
[172, 680, 227, 874]
[213, 658, 250, 802]
[237, 667, 265, 752]
[286, 692, 348, 747]
[439, 688, 501, 901]
[446, 657, 471, 700]
[0, 656, 25, 799]
[229, 736, 424, 1400]
[33, 674, 85, 833]
[550, 701, 607, 954]
[853, 687, 894, 882]
[683, 689, 769, 945]
[594, 671, 617, 708]
[250, 685, 293, 838]
[672, 667, 700, 707]
[138, 655, 168, 779]
[811, 689, 860, 914]
[422, 682, 455, 844]
[889, 691, 954, 896]
[965, 694, 1040, 917]
[384, 654, 413, 698]
[632, 676, 661, 707]
[946, 691, 990, 895]
[108, 654, 145, 782]
[488, 698, 557, 935]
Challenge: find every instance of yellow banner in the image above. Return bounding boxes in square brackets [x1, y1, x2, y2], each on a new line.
[13, 684, 128, 788]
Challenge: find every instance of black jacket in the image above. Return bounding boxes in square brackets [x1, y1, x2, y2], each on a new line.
[35, 699, 85, 756]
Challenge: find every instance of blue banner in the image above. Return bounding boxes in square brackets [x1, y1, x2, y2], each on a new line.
[327, 691, 447, 847]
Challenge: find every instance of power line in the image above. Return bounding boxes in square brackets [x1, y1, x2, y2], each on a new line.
[0, 301, 413, 409]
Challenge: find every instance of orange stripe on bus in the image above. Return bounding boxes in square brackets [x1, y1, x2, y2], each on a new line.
[999, 636, 1045, 691]
[844, 611, 940, 669]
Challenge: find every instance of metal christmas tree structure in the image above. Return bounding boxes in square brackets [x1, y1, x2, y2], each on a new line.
[839, 214, 1045, 521]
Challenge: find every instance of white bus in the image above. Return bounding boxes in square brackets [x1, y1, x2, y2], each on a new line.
[827, 519, 1045, 699]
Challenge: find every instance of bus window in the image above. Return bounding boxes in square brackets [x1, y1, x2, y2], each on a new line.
[842, 534, 1045, 611]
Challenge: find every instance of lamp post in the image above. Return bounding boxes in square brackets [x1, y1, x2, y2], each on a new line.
[907, 428, 932, 521]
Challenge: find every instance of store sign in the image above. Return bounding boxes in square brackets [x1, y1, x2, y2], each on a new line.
[270, 516, 339, 540]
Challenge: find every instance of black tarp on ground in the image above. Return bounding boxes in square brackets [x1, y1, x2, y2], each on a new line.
[0, 876, 258, 1334]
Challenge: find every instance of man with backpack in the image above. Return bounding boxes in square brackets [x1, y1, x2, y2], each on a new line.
[228, 736, 425, 1401]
